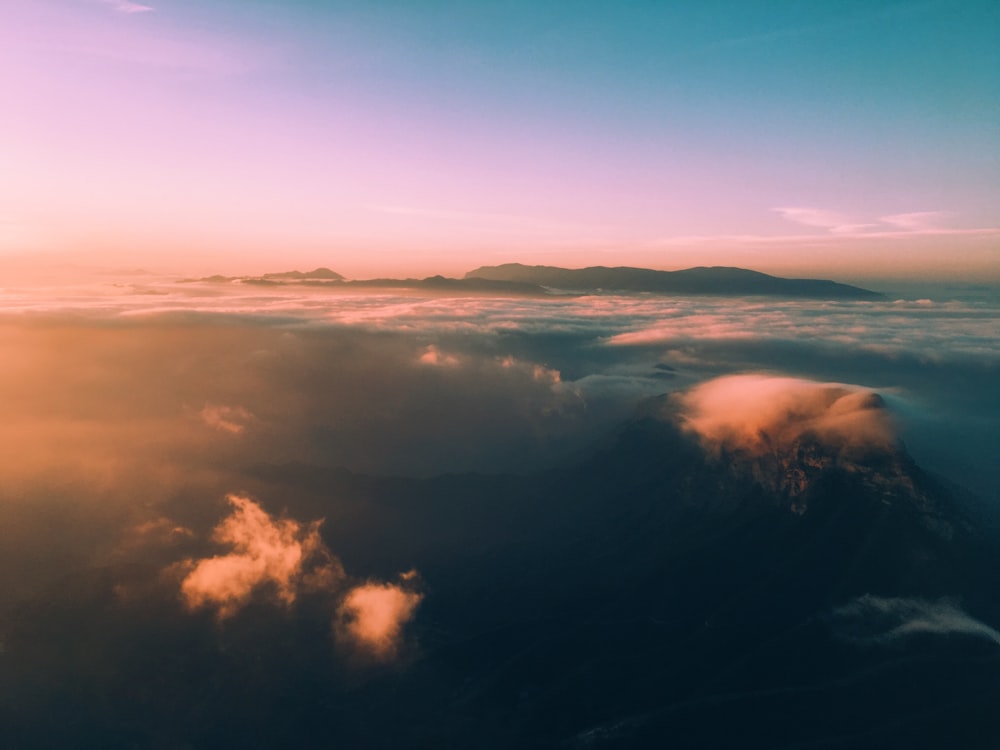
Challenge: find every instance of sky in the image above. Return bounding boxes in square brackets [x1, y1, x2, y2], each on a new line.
[2, 0, 998, 280]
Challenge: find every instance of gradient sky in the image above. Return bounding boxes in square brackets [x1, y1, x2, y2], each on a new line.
[2, 0, 998, 279]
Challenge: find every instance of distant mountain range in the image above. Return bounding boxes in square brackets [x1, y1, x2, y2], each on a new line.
[466, 263, 882, 299]
[185, 265, 882, 299]
[183, 268, 548, 296]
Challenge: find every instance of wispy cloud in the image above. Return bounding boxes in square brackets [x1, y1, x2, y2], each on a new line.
[880, 211, 950, 232]
[199, 404, 254, 435]
[99, 0, 154, 14]
[652, 207, 1000, 248]
[772, 205, 991, 239]
[773, 206, 867, 233]
[832, 595, 1000, 647]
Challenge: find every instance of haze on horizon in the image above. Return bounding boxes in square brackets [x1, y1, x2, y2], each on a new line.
[2, 0, 998, 281]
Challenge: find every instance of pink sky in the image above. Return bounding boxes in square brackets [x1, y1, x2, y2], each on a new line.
[2, 0, 997, 281]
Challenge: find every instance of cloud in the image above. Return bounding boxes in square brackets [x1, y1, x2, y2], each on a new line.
[649, 207, 1000, 248]
[199, 404, 254, 434]
[120, 516, 194, 551]
[176, 494, 424, 657]
[179, 494, 343, 619]
[100, 0, 154, 13]
[768, 205, 995, 241]
[419, 345, 459, 366]
[832, 595, 1000, 647]
[879, 211, 949, 232]
[676, 374, 896, 456]
[336, 577, 423, 659]
[772, 206, 864, 233]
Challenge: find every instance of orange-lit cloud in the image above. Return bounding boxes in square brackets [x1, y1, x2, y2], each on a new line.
[177, 495, 423, 657]
[199, 404, 254, 434]
[180, 494, 342, 619]
[336, 577, 423, 659]
[418, 345, 459, 366]
[677, 374, 896, 456]
[119, 516, 194, 553]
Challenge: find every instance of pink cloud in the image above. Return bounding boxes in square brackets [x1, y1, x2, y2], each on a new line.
[772, 206, 860, 232]
[418, 345, 459, 366]
[100, 0, 154, 13]
[677, 374, 896, 457]
[180, 494, 343, 619]
[879, 211, 949, 231]
[177, 495, 423, 657]
[336, 578, 423, 659]
[199, 404, 254, 434]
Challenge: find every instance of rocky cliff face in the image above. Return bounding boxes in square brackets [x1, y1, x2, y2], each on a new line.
[716, 433, 952, 532]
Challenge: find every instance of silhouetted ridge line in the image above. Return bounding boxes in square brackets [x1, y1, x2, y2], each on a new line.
[466, 263, 882, 299]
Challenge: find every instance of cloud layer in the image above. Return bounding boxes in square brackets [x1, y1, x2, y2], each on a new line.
[0, 279, 996, 607]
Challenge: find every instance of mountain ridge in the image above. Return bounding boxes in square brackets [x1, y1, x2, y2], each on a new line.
[466, 263, 882, 299]
[182, 264, 882, 299]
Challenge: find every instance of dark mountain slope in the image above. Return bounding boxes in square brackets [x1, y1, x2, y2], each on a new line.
[1, 398, 995, 749]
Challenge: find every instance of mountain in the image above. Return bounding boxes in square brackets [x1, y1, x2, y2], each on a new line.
[1, 395, 995, 748]
[181, 264, 880, 299]
[466, 263, 883, 299]
[183, 270, 548, 295]
[261, 267, 345, 281]
[343, 275, 548, 295]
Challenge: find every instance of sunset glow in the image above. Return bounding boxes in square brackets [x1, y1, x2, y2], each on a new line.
[2, 3, 999, 747]
[2, 0, 997, 280]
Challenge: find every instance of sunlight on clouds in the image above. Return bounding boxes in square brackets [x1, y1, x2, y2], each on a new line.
[180, 494, 343, 619]
[336, 579, 423, 659]
[418, 345, 459, 366]
[677, 374, 896, 456]
[119, 516, 194, 554]
[101, 0, 154, 13]
[177, 494, 424, 656]
[199, 404, 254, 434]
[879, 212, 948, 231]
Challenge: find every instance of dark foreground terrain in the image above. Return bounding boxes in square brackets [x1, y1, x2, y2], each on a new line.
[1, 396, 997, 749]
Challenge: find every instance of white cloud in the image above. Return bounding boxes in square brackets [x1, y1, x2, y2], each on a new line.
[833, 595, 1000, 647]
